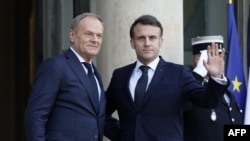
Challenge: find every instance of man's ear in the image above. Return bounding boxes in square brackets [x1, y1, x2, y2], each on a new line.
[130, 39, 135, 49]
[69, 29, 75, 42]
[159, 37, 163, 48]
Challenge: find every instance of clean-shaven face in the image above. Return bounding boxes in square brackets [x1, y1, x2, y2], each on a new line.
[69, 16, 103, 62]
[130, 23, 163, 65]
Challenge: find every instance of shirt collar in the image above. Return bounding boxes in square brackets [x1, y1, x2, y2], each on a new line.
[135, 56, 160, 71]
[70, 47, 91, 63]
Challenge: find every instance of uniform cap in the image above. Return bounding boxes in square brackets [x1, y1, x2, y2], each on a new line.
[191, 35, 223, 55]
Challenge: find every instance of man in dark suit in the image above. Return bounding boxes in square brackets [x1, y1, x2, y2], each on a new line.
[24, 13, 106, 141]
[104, 15, 229, 141]
[183, 35, 243, 141]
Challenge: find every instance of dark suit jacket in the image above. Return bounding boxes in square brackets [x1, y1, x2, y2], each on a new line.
[104, 57, 229, 141]
[183, 72, 243, 141]
[25, 49, 106, 141]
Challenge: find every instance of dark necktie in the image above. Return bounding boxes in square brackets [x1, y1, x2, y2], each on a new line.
[134, 65, 149, 109]
[83, 63, 99, 107]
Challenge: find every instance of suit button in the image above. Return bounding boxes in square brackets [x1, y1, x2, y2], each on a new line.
[229, 107, 232, 111]
[94, 134, 98, 140]
[231, 118, 235, 122]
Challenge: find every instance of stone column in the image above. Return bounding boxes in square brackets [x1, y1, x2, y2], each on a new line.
[95, 0, 183, 89]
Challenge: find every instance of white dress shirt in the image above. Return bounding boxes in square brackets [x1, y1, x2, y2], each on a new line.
[129, 57, 160, 100]
[70, 47, 101, 100]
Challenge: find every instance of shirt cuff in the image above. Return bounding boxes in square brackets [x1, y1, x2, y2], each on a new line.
[211, 74, 228, 85]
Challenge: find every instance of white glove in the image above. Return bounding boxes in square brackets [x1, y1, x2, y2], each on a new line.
[193, 50, 208, 77]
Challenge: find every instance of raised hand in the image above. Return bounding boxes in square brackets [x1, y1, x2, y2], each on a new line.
[203, 43, 226, 78]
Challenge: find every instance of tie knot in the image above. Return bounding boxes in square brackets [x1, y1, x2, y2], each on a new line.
[83, 62, 93, 73]
[140, 65, 149, 73]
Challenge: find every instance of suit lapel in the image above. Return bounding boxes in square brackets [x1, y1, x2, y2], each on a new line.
[64, 49, 100, 114]
[124, 63, 139, 110]
[141, 58, 167, 109]
[92, 64, 106, 115]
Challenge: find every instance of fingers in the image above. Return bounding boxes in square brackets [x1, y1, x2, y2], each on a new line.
[207, 43, 218, 56]
[219, 48, 226, 58]
[207, 43, 225, 58]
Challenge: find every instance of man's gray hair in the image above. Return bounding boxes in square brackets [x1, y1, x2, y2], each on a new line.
[70, 13, 103, 30]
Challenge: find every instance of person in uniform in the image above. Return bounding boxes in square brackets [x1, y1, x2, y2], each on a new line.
[183, 35, 243, 141]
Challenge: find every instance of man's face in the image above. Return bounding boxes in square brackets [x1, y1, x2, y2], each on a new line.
[69, 16, 103, 62]
[130, 23, 163, 65]
[193, 54, 201, 67]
